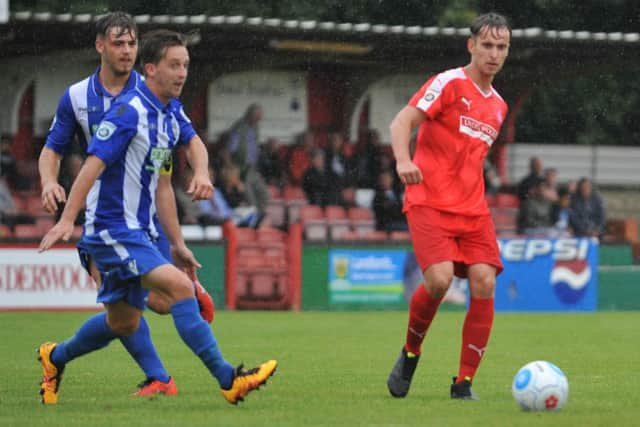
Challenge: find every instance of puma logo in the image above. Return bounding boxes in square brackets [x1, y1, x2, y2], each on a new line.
[468, 343, 486, 357]
[461, 97, 472, 110]
[409, 327, 425, 339]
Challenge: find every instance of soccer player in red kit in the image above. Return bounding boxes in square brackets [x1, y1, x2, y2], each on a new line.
[386, 12, 510, 400]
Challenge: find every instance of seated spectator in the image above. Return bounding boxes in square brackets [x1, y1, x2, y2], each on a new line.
[550, 186, 572, 237]
[288, 130, 315, 186]
[0, 177, 35, 229]
[174, 168, 204, 225]
[258, 137, 285, 186]
[218, 165, 262, 227]
[325, 132, 353, 189]
[483, 159, 501, 195]
[352, 128, 382, 189]
[0, 134, 32, 191]
[569, 177, 606, 237]
[302, 149, 341, 207]
[373, 171, 407, 232]
[517, 177, 553, 236]
[517, 156, 543, 201]
[541, 167, 559, 202]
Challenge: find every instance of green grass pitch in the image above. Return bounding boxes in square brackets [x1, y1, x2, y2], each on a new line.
[1, 310, 638, 426]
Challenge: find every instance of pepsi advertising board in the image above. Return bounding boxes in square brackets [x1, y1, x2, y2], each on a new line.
[495, 238, 598, 311]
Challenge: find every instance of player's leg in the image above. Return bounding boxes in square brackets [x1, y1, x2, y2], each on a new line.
[388, 206, 456, 398]
[451, 214, 502, 400]
[82, 249, 175, 396]
[142, 263, 277, 404]
[147, 224, 214, 323]
[37, 301, 138, 404]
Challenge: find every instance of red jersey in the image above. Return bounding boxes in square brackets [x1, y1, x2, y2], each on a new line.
[404, 67, 508, 216]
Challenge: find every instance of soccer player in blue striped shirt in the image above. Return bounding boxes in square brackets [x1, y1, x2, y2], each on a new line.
[37, 28, 276, 405]
[38, 12, 214, 398]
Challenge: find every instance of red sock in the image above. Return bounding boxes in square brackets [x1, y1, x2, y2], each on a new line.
[457, 297, 494, 383]
[404, 285, 442, 355]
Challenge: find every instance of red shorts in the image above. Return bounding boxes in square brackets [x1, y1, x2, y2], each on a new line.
[406, 205, 503, 278]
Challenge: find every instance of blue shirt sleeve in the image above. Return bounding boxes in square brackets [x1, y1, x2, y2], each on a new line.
[44, 89, 79, 155]
[176, 104, 197, 146]
[87, 101, 138, 167]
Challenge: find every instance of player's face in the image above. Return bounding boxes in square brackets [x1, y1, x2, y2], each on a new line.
[468, 25, 510, 78]
[150, 45, 190, 101]
[96, 27, 138, 76]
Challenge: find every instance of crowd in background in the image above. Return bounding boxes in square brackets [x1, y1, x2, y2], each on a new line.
[0, 104, 610, 240]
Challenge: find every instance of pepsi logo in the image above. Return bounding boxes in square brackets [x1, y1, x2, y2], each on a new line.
[550, 260, 591, 304]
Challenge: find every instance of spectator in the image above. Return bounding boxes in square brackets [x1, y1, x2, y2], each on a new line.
[288, 130, 315, 186]
[352, 129, 382, 189]
[258, 137, 285, 186]
[218, 165, 261, 227]
[226, 103, 269, 220]
[550, 186, 572, 237]
[0, 177, 35, 229]
[517, 177, 553, 236]
[302, 149, 341, 207]
[325, 132, 352, 188]
[570, 177, 606, 237]
[483, 159, 501, 195]
[0, 134, 32, 191]
[373, 171, 407, 232]
[541, 167, 559, 202]
[174, 168, 203, 225]
[517, 156, 543, 201]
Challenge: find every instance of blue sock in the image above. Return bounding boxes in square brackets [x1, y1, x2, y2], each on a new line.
[119, 316, 170, 383]
[171, 298, 234, 389]
[51, 312, 118, 368]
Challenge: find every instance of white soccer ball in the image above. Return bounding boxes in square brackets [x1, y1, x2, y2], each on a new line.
[512, 360, 569, 411]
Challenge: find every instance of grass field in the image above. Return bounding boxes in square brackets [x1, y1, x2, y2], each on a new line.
[1, 310, 638, 426]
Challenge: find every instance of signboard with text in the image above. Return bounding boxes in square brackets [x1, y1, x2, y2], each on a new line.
[0, 246, 100, 310]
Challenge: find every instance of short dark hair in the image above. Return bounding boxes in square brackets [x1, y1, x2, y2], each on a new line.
[138, 29, 187, 71]
[470, 12, 511, 38]
[95, 11, 137, 40]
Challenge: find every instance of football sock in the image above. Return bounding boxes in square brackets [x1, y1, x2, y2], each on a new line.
[50, 312, 118, 368]
[457, 297, 494, 383]
[405, 285, 442, 355]
[119, 316, 171, 383]
[170, 298, 234, 389]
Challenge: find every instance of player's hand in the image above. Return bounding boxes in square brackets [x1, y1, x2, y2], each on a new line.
[396, 160, 423, 185]
[41, 181, 67, 214]
[187, 173, 214, 201]
[171, 243, 201, 280]
[39, 220, 74, 252]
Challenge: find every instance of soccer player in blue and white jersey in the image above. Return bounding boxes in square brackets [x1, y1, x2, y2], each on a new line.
[37, 12, 213, 399]
[37, 29, 277, 405]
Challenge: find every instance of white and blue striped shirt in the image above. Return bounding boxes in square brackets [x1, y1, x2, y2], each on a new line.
[85, 82, 196, 237]
[45, 68, 142, 155]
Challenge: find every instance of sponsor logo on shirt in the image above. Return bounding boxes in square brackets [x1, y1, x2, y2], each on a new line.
[95, 121, 117, 140]
[459, 115, 498, 146]
[147, 147, 172, 172]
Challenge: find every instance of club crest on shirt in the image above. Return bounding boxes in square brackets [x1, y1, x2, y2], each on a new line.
[96, 121, 117, 140]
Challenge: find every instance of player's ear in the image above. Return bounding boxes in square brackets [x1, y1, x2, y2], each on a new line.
[467, 37, 475, 55]
[95, 36, 104, 54]
[143, 63, 155, 77]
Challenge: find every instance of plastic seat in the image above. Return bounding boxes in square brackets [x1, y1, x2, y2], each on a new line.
[13, 224, 42, 239]
[348, 207, 375, 236]
[495, 193, 520, 208]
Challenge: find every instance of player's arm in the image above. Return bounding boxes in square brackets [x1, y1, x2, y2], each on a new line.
[39, 90, 77, 213]
[155, 173, 201, 280]
[389, 106, 425, 185]
[39, 155, 105, 252]
[184, 134, 214, 201]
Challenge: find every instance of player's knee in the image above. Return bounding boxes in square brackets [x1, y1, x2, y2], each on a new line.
[107, 316, 140, 336]
[146, 291, 172, 315]
[426, 272, 453, 298]
[470, 275, 495, 298]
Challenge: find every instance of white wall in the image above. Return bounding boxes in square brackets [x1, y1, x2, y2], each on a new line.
[208, 70, 308, 144]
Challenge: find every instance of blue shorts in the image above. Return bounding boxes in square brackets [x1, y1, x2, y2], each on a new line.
[79, 229, 170, 310]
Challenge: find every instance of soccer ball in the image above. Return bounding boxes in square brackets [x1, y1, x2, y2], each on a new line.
[512, 361, 569, 411]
